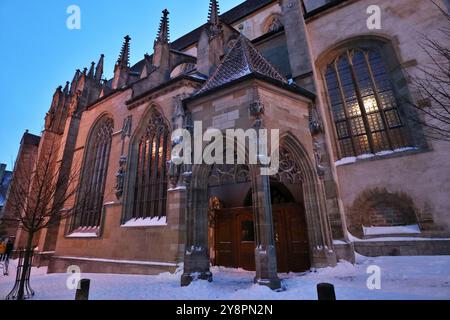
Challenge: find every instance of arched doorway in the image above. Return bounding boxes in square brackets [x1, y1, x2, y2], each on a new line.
[181, 132, 336, 289]
[213, 183, 310, 273]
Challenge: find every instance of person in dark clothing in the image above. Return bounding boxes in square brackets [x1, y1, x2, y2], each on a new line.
[1, 238, 13, 275]
[5, 239, 13, 259]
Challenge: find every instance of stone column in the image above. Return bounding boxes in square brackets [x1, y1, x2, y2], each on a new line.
[309, 104, 346, 240]
[181, 169, 213, 287]
[305, 180, 338, 268]
[280, 0, 315, 92]
[252, 170, 281, 290]
[166, 187, 187, 264]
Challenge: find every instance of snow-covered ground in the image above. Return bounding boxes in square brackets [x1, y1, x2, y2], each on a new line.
[1, 255, 449, 300]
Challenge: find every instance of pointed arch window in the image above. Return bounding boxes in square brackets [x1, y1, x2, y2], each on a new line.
[324, 48, 410, 159]
[125, 110, 170, 222]
[72, 116, 113, 232]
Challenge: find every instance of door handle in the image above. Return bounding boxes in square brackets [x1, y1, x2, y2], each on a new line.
[275, 233, 279, 243]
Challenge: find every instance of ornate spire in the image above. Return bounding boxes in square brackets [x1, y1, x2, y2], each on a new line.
[53, 85, 63, 100]
[70, 69, 81, 94]
[95, 54, 104, 81]
[117, 35, 131, 68]
[87, 61, 95, 78]
[208, 0, 220, 26]
[156, 9, 170, 44]
[63, 81, 70, 95]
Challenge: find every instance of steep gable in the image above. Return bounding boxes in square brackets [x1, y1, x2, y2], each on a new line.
[195, 35, 287, 96]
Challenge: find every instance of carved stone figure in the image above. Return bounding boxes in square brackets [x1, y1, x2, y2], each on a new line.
[313, 141, 326, 178]
[309, 104, 323, 135]
[268, 17, 283, 33]
[115, 155, 127, 200]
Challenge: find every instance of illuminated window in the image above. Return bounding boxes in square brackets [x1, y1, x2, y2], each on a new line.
[130, 111, 170, 220]
[325, 48, 409, 158]
[73, 116, 113, 230]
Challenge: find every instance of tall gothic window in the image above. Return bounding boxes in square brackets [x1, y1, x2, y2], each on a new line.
[325, 48, 410, 158]
[72, 116, 113, 231]
[127, 110, 170, 221]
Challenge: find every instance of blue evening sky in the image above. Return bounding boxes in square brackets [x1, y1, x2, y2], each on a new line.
[0, 0, 243, 168]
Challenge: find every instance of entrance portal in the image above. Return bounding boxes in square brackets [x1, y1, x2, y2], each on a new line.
[214, 202, 310, 273]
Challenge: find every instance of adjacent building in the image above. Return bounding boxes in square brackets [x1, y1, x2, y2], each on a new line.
[0, 164, 13, 217]
[0, 131, 41, 239]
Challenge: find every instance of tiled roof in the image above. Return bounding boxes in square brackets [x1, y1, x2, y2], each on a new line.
[195, 35, 287, 96]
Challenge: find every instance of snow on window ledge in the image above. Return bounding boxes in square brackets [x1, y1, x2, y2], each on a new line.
[121, 217, 167, 228]
[168, 186, 187, 192]
[332, 240, 348, 245]
[335, 147, 419, 167]
[363, 224, 421, 236]
[66, 227, 100, 238]
[104, 201, 120, 206]
[347, 231, 450, 242]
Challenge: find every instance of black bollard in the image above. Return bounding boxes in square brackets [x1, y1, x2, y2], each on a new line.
[75, 279, 91, 300]
[317, 283, 336, 301]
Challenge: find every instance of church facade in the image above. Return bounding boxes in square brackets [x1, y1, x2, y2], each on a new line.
[5, 0, 450, 290]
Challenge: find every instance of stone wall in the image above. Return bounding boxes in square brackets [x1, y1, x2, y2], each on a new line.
[51, 84, 197, 274]
[354, 239, 450, 257]
[347, 188, 420, 237]
[305, 0, 450, 233]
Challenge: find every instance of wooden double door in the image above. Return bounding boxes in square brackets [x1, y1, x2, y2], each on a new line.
[214, 203, 310, 273]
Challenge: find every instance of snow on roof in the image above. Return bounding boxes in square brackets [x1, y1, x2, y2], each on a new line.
[195, 35, 288, 96]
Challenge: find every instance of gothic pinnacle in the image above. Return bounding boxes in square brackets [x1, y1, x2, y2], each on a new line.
[88, 61, 95, 78]
[208, 0, 220, 26]
[156, 9, 170, 44]
[70, 69, 81, 94]
[95, 54, 104, 81]
[63, 81, 70, 94]
[117, 35, 131, 68]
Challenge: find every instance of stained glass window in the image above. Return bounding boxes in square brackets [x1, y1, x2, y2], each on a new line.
[73, 117, 113, 230]
[130, 111, 169, 220]
[325, 48, 409, 158]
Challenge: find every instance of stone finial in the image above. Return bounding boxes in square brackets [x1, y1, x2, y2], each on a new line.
[95, 54, 104, 81]
[208, 0, 222, 37]
[70, 69, 81, 94]
[208, 0, 220, 26]
[155, 9, 170, 44]
[63, 81, 70, 95]
[117, 35, 131, 68]
[113, 36, 131, 89]
[87, 61, 95, 78]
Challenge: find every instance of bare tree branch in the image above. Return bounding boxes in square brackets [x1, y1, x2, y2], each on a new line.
[406, 1, 450, 142]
